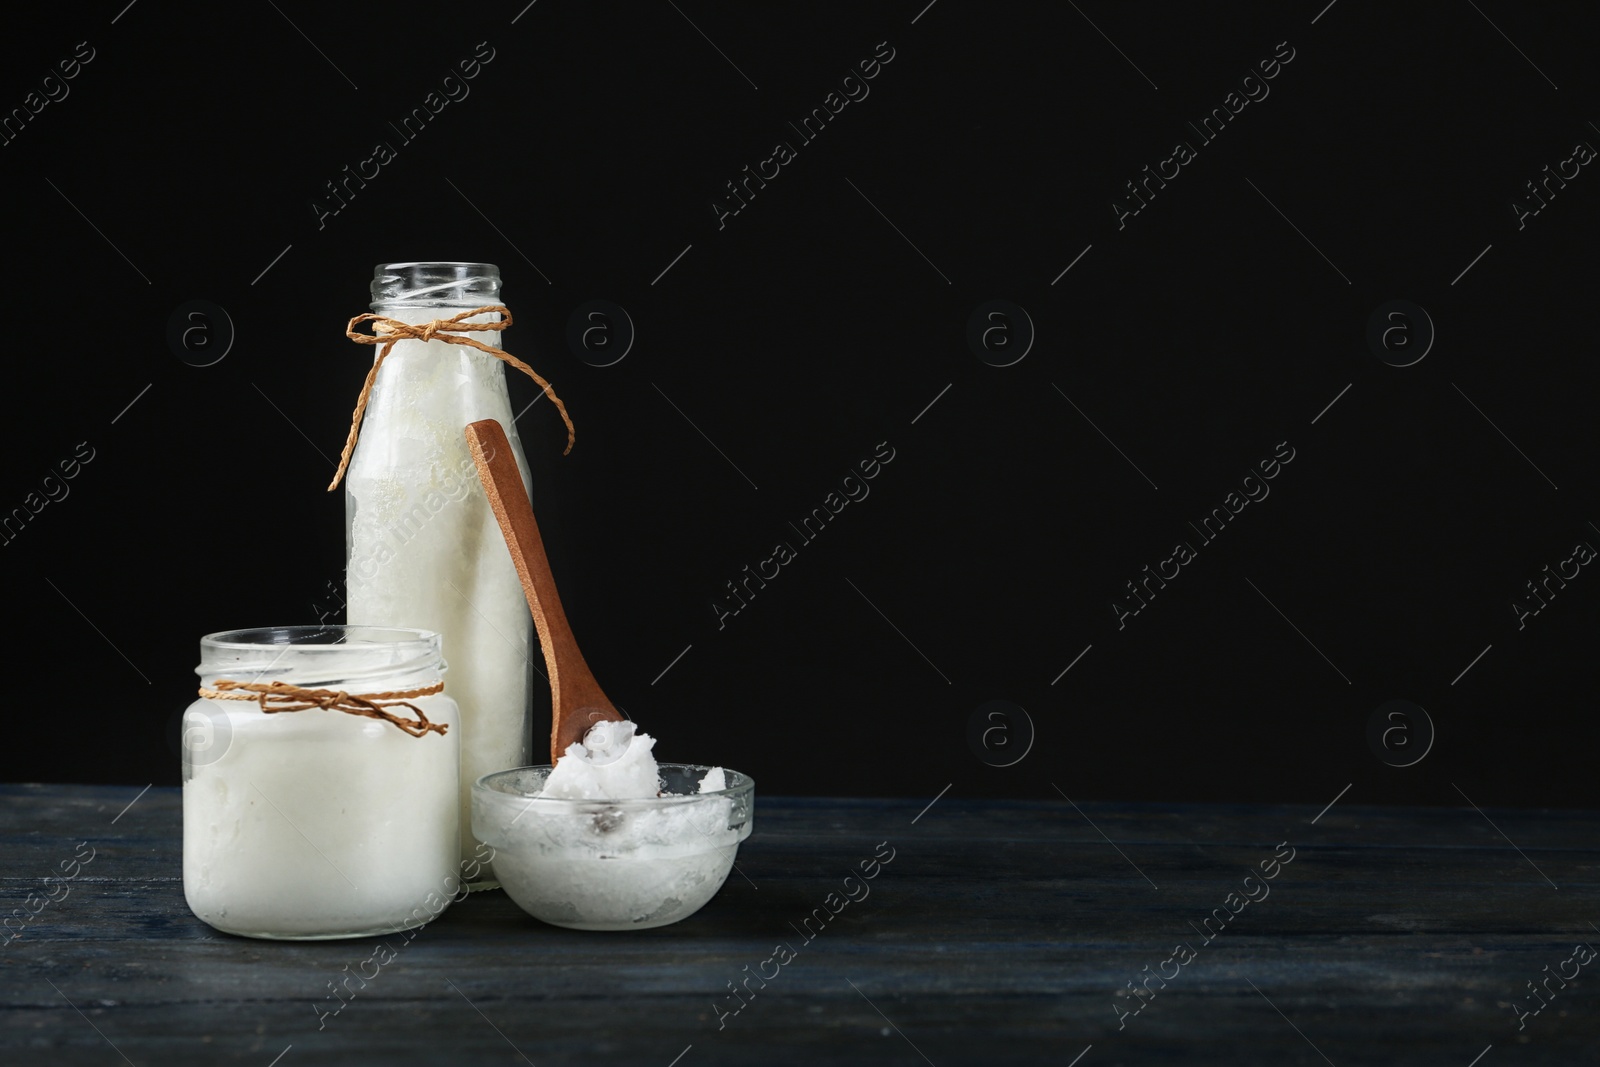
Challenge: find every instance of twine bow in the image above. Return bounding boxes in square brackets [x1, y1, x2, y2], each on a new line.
[327, 305, 575, 492]
[197, 679, 449, 738]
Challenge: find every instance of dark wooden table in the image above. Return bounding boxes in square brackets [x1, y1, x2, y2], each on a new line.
[3, 784, 1597, 1065]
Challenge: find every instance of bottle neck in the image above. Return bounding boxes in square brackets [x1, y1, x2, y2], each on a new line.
[368, 305, 504, 331]
[370, 261, 501, 309]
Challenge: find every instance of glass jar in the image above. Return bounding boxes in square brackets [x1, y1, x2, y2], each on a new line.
[344, 262, 538, 882]
[181, 626, 461, 940]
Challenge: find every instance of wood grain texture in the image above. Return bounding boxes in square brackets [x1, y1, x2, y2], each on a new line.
[1, 785, 1597, 1065]
[465, 418, 624, 763]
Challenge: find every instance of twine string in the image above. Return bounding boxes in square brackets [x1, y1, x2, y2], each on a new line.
[197, 679, 449, 738]
[327, 304, 575, 491]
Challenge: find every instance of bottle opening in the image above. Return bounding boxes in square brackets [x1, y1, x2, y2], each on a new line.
[371, 262, 501, 309]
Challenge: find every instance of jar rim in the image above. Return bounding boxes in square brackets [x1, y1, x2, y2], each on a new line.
[201, 625, 441, 652]
[196, 626, 446, 686]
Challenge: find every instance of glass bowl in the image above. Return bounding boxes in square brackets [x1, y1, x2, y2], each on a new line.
[472, 764, 753, 930]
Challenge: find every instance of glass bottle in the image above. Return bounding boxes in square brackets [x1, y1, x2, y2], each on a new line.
[181, 626, 461, 939]
[344, 262, 537, 883]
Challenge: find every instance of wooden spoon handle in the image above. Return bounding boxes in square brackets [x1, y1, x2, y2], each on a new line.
[464, 419, 622, 763]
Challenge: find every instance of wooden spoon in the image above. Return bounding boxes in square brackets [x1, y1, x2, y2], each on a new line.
[465, 418, 625, 764]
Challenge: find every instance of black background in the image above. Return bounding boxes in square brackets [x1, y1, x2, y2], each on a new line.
[1, 1, 1594, 806]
